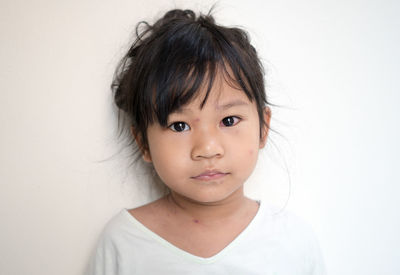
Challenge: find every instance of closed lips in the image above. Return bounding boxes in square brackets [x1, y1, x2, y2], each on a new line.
[191, 170, 228, 181]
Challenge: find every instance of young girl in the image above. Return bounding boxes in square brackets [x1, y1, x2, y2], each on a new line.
[88, 9, 325, 275]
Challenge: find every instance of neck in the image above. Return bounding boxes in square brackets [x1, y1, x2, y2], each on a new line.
[162, 188, 256, 226]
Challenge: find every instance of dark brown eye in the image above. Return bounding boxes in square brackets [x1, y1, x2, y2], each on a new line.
[221, 116, 240, 127]
[169, 122, 190, 132]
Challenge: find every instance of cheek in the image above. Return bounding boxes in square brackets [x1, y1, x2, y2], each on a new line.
[148, 136, 188, 179]
[227, 123, 260, 171]
[227, 133, 259, 163]
[233, 125, 261, 149]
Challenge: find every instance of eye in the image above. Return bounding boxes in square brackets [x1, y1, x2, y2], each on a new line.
[168, 121, 190, 132]
[221, 116, 240, 127]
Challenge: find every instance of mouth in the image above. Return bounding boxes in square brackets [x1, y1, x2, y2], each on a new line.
[191, 170, 229, 181]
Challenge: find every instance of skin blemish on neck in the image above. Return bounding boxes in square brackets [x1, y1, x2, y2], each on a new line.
[193, 219, 200, 224]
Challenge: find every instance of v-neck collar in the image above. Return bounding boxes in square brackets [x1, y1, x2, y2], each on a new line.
[122, 200, 263, 264]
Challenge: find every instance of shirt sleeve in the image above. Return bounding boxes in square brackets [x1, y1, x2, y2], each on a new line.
[307, 227, 327, 275]
[86, 230, 119, 275]
[285, 209, 327, 275]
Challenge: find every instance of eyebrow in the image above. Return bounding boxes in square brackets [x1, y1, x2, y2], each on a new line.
[216, 99, 249, 110]
[173, 99, 249, 114]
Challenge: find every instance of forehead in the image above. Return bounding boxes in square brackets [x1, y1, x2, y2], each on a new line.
[174, 73, 253, 113]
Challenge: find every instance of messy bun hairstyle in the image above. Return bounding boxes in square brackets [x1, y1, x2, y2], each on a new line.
[112, 9, 268, 152]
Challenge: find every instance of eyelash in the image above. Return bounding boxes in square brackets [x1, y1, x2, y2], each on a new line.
[168, 121, 190, 132]
[168, 116, 241, 132]
[220, 116, 240, 127]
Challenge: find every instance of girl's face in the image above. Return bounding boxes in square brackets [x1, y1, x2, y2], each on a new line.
[141, 75, 269, 205]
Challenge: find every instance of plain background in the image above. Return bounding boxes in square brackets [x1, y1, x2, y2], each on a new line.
[1, 0, 399, 274]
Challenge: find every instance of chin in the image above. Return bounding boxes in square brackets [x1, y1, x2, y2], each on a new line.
[185, 187, 243, 204]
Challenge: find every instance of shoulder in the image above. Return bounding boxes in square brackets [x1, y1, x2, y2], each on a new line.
[96, 197, 168, 246]
[94, 209, 135, 249]
[257, 202, 326, 274]
[86, 210, 133, 275]
[86, 206, 160, 275]
[259, 203, 317, 238]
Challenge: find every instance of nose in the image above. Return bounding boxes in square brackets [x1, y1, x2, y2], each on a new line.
[191, 127, 224, 160]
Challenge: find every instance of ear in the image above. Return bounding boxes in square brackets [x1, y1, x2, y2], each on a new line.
[130, 126, 152, 163]
[259, 107, 271, 149]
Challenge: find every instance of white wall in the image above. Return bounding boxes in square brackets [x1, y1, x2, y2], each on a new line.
[1, 0, 399, 274]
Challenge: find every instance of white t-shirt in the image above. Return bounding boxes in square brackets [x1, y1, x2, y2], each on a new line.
[87, 201, 326, 275]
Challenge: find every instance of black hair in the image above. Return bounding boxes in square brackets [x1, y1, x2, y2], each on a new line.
[113, 9, 268, 151]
